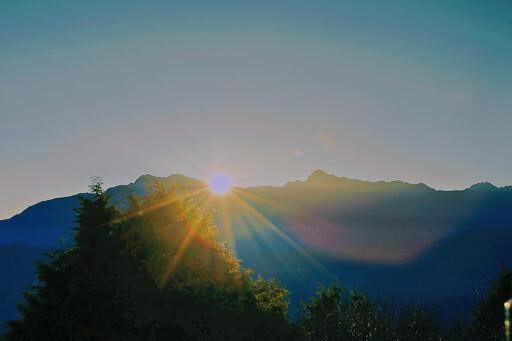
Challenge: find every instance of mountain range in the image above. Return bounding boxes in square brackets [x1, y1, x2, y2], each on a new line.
[1, 170, 511, 327]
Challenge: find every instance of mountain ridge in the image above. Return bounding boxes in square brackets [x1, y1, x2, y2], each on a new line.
[1, 170, 510, 247]
[3, 170, 509, 222]
[0, 170, 511, 330]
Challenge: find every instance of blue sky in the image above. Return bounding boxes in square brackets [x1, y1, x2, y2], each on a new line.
[1, 0, 511, 218]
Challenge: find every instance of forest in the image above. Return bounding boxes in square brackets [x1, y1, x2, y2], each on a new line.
[3, 179, 511, 340]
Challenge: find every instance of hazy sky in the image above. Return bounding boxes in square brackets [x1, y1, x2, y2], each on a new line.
[1, 0, 511, 219]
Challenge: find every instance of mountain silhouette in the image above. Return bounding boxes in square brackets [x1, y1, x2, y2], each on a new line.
[0, 170, 511, 328]
[0, 243, 51, 329]
[0, 174, 205, 245]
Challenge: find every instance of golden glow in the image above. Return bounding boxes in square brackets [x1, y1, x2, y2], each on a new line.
[132, 167, 332, 287]
[210, 174, 232, 193]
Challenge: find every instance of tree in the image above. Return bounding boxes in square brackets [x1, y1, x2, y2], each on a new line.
[300, 282, 347, 340]
[344, 290, 390, 340]
[4, 178, 131, 340]
[253, 275, 290, 317]
[466, 266, 512, 340]
[300, 282, 392, 341]
[395, 305, 445, 341]
[5, 179, 298, 340]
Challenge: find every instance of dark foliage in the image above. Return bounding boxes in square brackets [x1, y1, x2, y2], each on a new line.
[299, 281, 468, 340]
[465, 266, 512, 340]
[4, 179, 298, 340]
[300, 283, 393, 340]
[3, 177, 511, 340]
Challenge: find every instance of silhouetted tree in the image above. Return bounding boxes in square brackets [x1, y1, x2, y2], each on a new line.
[300, 282, 347, 340]
[343, 290, 391, 340]
[4, 178, 131, 340]
[395, 305, 445, 341]
[5, 178, 298, 340]
[466, 266, 512, 340]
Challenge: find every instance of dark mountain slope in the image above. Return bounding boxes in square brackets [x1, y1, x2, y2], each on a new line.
[0, 174, 206, 245]
[0, 243, 52, 331]
[231, 171, 512, 264]
[244, 225, 512, 320]
[0, 195, 88, 246]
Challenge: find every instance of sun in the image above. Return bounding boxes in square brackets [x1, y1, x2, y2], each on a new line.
[210, 174, 232, 193]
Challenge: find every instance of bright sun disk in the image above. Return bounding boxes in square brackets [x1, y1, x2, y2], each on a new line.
[210, 174, 232, 193]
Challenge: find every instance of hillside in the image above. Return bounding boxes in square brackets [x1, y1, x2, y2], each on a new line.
[0, 243, 52, 329]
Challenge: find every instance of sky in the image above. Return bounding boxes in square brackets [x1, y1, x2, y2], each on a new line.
[1, 0, 511, 219]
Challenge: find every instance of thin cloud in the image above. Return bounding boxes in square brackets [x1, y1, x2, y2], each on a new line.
[293, 149, 304, 156]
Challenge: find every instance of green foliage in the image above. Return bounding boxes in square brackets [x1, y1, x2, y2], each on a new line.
[4, 179, 296, 340]
[253, 275, 290, 317]
[118, 182, 254, 312]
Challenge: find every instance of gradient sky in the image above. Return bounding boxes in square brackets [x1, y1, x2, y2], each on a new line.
[1, 0, 511, 219]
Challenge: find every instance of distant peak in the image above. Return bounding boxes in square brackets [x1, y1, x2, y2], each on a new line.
[134, 174, 155, 184]
[164, 174, 195, 182]
[468, 182, 497, 191]
[284, 179, 304, 187]
[300, 170, 435, 191]
[311, 169, 329, 177]
[305, 170, 342, 185]
[134, 173, 202, 186]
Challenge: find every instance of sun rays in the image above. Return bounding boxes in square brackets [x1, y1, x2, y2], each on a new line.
[111, 172, 337, 288]
[123, 170, 443, 284]
[139, 179, 333, 287]
[66, 170, 350, 296]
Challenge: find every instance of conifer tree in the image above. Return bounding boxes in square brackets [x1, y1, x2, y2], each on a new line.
[5, 178, 298, 340]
